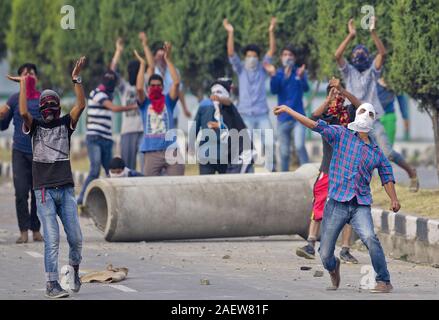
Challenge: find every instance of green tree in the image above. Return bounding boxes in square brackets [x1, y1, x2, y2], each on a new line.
[6, 0, 60, 88]
[387, 0, 439, 178]
[0, 1, 11, 59]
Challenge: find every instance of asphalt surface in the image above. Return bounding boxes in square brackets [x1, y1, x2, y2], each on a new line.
[0, 178, 438, 300]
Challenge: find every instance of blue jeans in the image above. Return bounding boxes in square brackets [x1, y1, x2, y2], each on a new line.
[78, 135, 113, 204]
[35, 187, 83, 282]
[241, 113, 276, 172]
[278, 120, 309, 171]
[319, 198, 390, 283]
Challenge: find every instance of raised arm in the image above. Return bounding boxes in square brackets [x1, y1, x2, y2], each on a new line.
[369, 16, 386, 70]
[335, 18, 356, 68]
[134, 49, 146, 104]
[312, 88, 335, 118]
[139, 32, 155, 78]
[163, 42, 180, 101]
[223, 19, 235, 57]
[329, 78, 362, 108]
[6, 75, 33, 129]
[274, 105, 317, 129]
[110, 38, 124, 72]
[70, 56, 87, 126]
[267, 17, 277, 58]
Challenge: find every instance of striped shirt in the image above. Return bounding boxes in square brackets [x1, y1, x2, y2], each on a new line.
[86, 88, 113, 140]
[312, 119, 395, 205]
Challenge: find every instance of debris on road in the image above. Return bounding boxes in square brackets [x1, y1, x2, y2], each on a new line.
[300, 266, 312, 271]
[222, 255, 231, 260]
[313, 270, 324, 277]
[200, 279, 210, 285]
[81, 264, 129, 284]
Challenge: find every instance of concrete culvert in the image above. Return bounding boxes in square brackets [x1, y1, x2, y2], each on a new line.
[83, 164, 319, 242]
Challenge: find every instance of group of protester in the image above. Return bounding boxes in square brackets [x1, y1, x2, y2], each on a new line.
[0, 15, 419, 298]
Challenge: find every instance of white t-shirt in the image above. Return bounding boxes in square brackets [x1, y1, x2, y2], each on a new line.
[118, 79, 143, 134]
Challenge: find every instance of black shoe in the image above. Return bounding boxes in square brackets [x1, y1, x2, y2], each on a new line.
[71, 270, 82, 293]
[45, 281, 69, 299]
[296, 244, 315, 259]
[340, 248, 359, 264]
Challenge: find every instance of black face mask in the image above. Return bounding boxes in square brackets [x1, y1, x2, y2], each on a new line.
[102, 71, 118, 93]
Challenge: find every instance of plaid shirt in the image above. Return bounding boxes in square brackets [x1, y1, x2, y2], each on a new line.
[313, 119, 395, 205]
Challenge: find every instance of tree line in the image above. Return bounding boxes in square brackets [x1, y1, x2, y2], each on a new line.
[1, 0, 439, 174]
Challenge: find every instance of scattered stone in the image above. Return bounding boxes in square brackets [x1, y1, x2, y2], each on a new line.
[222, 255, 231, 260]
[262, 268, 267, 272]
[300, 266, 312, 271]
[432, 264, 439, 269]
[200, 279, 210, 285]
[139, 257, 145, 261]
[414, 284, 419, 287]
[313, 270, 324, 277]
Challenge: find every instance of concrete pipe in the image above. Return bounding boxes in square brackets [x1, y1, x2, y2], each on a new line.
[84, 164, 320, 242]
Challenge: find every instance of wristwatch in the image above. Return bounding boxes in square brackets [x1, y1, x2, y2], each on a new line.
[72, 76, 82, 84]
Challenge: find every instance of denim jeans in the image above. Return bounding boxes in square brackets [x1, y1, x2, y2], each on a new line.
[241, 113, 276, 172]
[35, 187, 83, 282]
[370, 121, 404, 166]
[78, 135, 113, 205]
[278, 120, 309, 171]
[120, 132, 143, 171]
[319, 198, 390, 283]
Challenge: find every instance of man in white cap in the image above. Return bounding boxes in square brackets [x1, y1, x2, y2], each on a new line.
[274, 102, 400, 294]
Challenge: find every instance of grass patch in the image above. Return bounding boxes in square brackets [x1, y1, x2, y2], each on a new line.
[371, 178, 439, 219]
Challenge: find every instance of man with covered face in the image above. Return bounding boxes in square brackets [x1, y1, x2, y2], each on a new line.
[335, 16, 419, 192]
[274, 101, 400, 294]
[8, 57, 87, 298]
[135, 42, 184, 176]
[223, 17, 277, 172]
[191, 78, 255, 175]
[0, 63, 43, 244]
[77, 48, 138, 206]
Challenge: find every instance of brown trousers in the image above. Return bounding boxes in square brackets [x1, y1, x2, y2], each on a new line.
[143, 150, 185, 177]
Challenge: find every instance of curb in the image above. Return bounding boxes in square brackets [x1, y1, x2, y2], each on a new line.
[371, 208, 439, 265]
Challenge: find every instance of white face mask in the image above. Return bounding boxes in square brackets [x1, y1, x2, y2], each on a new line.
[348, 103, 376, 133]
[282, 57, 295, 68]
[109, 167, 130, 178]
[210, 84, 230, 142]
[244, 57, 259, 71]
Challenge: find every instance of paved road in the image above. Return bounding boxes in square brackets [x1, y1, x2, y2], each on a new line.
[0, 178, 438, 300]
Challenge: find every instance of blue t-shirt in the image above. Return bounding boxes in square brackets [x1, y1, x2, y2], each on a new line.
[270, 66, 310, 122]
[138, 94, 178, 152]
[3, 93, 41, 154]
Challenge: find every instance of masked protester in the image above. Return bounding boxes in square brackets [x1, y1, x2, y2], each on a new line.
[8, 57, 87, 299]
[265, 44, 310, 171]
[190, 79, 256, 175]
[135, 42, 185, 177]
[296, 78, 361, 264]
[77, 45, 139, 206]
[274, 98, 400, 294]
[335, 17, 419, 192]
[223, 18, 277, 172]
[0, 63, 43, 244]
[108, 157, 143, 178]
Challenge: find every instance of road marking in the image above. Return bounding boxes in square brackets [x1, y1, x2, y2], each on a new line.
[25, 251, 43, 258]
[108, 284, 137, 293]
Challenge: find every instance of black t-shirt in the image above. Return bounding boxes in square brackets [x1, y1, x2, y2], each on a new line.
[27, 115, 75, 190]
[311, 105, 356, 174]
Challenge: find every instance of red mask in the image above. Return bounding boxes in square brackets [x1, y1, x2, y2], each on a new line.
[328, 95, 350, 127]
[148, 86, 165, 114]
[25, 76, 40, 100]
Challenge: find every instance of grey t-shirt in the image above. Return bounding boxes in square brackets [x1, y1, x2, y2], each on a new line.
[119, 79, 143, 134]
[339, 58, 384, 118]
